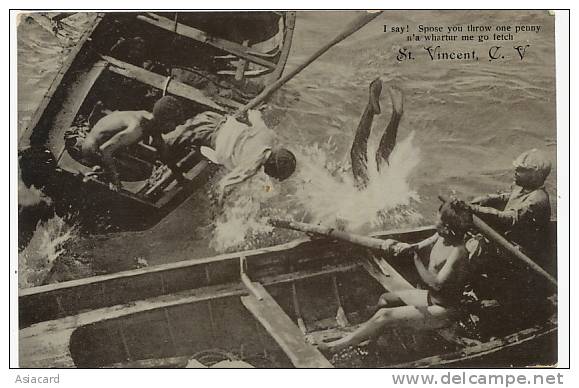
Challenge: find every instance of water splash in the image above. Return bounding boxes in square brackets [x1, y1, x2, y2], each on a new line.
[209, 133, 421, 252]
[292, 132, 422, 232]
[18, 215, 77, 288]
[18, 177, 49, 208]
[210, 173, 302, 252]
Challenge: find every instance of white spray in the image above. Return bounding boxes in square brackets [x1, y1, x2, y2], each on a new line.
[210, 133, 422, 252]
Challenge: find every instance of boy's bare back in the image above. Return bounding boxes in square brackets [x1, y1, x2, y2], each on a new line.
[84, 110, 152, 152]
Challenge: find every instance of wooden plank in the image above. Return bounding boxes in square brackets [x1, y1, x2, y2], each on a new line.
[101, 55, 226, 113]
[21, 14, 104, 146]
[136, 13, 277, 70]
[235, 40, 250, 82]
[241, 283, 333, 368]
[19, 283, 245, 368]
[108, 356, 190, 368]
[390, 326, 557, 368]
[359, 255, 414, 292]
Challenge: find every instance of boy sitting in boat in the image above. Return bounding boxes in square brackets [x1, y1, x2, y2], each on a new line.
[350, 78, 404, 189]
[66, 96, 185, 191]
[468, 148, 552, 260]
[164, 109, 296, 202]
[318, 200, 473, 353]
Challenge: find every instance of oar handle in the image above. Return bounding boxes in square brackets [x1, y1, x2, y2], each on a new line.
[268, 218, 395, 252]
[236, 11, 383, 117]
[438, 195, 557, 287]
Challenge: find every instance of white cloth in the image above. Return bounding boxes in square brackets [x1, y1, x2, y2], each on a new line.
[205, 110, 276, 172]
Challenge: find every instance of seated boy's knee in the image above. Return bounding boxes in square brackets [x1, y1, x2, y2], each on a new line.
[374, 308, 393, 323]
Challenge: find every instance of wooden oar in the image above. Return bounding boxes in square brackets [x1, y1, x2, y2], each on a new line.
[268, 218, 395, 252]
[438, 195, 557, 288]
[236, 11, 383, 116]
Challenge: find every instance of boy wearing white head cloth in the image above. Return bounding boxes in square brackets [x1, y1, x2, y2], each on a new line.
[469, 148, 552, 259]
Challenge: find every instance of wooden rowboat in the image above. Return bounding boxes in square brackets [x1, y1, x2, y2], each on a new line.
[19, 12, 296, 232]
[19, 223, 557, 368]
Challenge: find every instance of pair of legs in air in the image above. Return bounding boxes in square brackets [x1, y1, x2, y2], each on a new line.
[350, 78, 404, 189]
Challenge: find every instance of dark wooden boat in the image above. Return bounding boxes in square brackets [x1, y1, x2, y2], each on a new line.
[19, 12, 296, 231]
[19, 223, 557, 368]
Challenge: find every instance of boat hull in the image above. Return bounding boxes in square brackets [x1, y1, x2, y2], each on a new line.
[19, 224, 557, 368]
[19, 12, 296, 233]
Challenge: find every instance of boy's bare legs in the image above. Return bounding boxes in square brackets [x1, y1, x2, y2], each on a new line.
[375, 87, 404, 170]
[351, 78, 382, 189]
[318, 304, 452, 353]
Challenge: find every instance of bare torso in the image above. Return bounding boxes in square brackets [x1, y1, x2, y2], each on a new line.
[82, 110, 152, 155]
[428, 237, 460, 273]
[426, 236, 468, 303]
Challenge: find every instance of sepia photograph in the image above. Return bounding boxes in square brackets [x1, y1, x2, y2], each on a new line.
[14, 9, 563, 370]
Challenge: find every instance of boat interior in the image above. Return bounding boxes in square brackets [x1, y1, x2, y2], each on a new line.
[19, 226, 557, 368]
[27, 12, 294, 211]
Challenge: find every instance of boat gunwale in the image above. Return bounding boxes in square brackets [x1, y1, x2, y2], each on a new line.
[389, 325, 557, 368]
[21, 13, 105, 143]
[19, 224, 436, 297]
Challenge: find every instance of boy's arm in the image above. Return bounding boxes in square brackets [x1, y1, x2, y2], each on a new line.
[470, 191, 548, 227]
[100, 124, 142, 188]
[415, 233, 439, 250]
[394, 233, 438, 256]
[470, 192, 510, 207]
[150, 134, 186, 184]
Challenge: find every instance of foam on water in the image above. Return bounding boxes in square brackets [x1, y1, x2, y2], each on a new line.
[292, 132, 421, 232]
[18, 215, 77, 288]
[209, 132, 421, 251]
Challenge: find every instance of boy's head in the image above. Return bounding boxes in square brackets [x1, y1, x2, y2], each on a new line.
[151, 96, 183, 134]
[264, 148, 296, 181]
[512, 149, 551, 189]
[436, 200, 473, 244]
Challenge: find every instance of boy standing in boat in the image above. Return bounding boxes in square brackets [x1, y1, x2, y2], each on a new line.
[318, 201, 473, 353]
[165, 109, 296, 202]
[468, 148, 552, 260]
[78, 96, 184, 191]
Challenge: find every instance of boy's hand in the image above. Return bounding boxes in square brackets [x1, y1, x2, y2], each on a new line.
[393, 242, 418, 256]
[108, 182, 121, 192]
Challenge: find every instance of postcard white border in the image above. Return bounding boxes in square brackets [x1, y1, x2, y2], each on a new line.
[4, 2, 575, 386]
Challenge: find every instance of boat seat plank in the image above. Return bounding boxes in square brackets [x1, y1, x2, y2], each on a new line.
[217, 68, 271, 78]
[136, 13, 278, 70]
[101, 55, 227, 112]
[359, 255, 415, 292]
[241, 283, 333, 368]
[153, 161, 209, 207]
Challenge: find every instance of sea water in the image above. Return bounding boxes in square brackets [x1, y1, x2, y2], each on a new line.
[17, 11, 557, 285]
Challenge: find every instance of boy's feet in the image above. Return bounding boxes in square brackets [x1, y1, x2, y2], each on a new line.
[388, 86, 404, 115]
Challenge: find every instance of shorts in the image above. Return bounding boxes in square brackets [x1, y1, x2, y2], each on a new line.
[382, 289, 461, 308]
[165, 111, 225, 151]
[380, 289, 432, 308]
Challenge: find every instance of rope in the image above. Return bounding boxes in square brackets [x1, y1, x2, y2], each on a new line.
[168, 13, 179, 78]
[162, 76, 173, 96]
